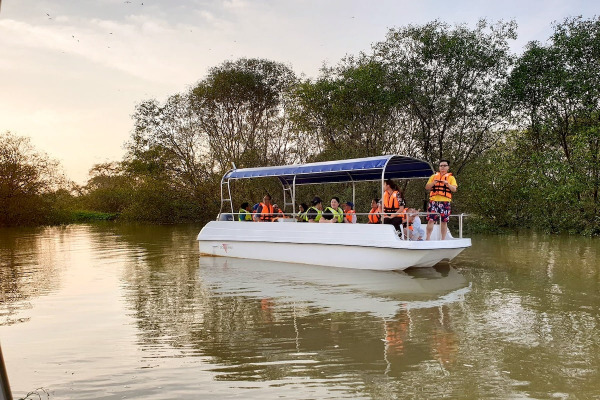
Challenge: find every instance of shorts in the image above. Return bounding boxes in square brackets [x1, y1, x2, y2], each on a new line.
[427, 201, 451, 223]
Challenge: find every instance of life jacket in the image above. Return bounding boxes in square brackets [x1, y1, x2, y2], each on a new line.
[344, 209, 356, 223]
[368, 207, 381, 224]
[324, 206, 344, 223]
[305, 206, 322, 222]
[430, 172, 453, 199]
[259, 203, 274, 221]
[272, 209, 286, 222]
[238, 209, 252, 221]
[383, 190, 404, 217]
[399, 209, 409, 223]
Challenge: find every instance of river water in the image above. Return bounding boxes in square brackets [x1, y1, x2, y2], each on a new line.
[0, 224, 599, 399]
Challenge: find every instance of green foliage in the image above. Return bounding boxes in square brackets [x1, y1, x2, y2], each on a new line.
[5, 19, 600, 234]
[82, 162, 133, 213]
[70, 210, 118, 222]
[502, 16, 600, 235]
[190, 58, 298, 170]
[291, 60, 401, 159]
[0, 131, 66, 226]
[374, 19, 517, 170]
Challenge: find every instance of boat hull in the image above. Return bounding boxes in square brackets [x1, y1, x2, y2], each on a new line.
[197, 221, 471, 271]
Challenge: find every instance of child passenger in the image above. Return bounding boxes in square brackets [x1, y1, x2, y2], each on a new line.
[342, 201, 356, 223]
[405, 208, 424, 241]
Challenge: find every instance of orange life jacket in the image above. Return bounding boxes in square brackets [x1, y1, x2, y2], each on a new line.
[399, 209, 408, 223]
[345, 209, 356, 223]
[430, 172, 453, 199]
[384, 190, 405, 218]
[259, 203, 274, 221]
[368, 207, 381, 223]
[383, 190, 400, 213]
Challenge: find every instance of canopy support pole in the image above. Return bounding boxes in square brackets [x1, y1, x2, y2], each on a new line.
[282, 184, 294, 213]
[292, 176, 297, 215]
[219, 170, 234, 220]
[346, 172, 356, 208]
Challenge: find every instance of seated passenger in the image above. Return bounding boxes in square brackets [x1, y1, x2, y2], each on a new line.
[271, 204, 286, 221]
[343, 201, 356, 223]
[382, 179, 406, 231]
[404, 208, 425, 240]
[320, 197, 344, 223]
[238, 202, 253, 221]
[368, 198, 382, 224]
[297, 203, 309, 222]
[254, 194, 275, 222]
[305, 196, 323, 222]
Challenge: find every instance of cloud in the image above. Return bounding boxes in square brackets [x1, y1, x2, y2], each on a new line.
[2, 0, 600, 184]
[0, 14, 222, 86]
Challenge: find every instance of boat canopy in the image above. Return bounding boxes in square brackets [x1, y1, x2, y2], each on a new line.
[224, 155, 433, 186]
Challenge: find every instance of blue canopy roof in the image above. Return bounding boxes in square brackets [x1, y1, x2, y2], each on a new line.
[224, 155, 433, 185]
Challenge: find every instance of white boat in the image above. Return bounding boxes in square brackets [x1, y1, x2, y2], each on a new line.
[197, 155, 471, 270]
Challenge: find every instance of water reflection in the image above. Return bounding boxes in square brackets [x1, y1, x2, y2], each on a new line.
[182, 257, 470, 383]
[0, 226, 73, 326]
[199, 257, 470, 317]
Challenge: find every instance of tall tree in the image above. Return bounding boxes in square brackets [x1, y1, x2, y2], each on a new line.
[291, 59, 402, 160]
[506, 16, 600, 228]
[191, 58, 297, 170]
[373, 20, 517, 171]
[0, 131, 64, 226]
[129, 94, 211, 192]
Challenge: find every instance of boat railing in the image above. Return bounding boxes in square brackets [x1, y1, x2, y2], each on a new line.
[217, 212, 468, 239]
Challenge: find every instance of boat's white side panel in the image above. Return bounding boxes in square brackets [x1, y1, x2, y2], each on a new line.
[197, 221, 471, 271]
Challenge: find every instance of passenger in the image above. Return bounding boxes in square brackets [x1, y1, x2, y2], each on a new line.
[254, 194, 275, 222]
[271, 204, 286, 221]
[238, 202, 253, 221]
[252, 203, 260, 216]
[320, 197, 344, 223]
[305, 196, 323, 223]
[405, 208, 424, 240]
[343, 201, 356, 224]
[368, 198, 382, 224]
[425, 159, 457, 240]
[297, 203, 309, 222]
[382, 179, 406, 231]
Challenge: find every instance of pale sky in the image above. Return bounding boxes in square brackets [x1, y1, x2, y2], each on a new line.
[1, 0, 598, 183]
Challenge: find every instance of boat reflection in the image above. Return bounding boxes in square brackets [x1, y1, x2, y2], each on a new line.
[198, 256, 470, 318]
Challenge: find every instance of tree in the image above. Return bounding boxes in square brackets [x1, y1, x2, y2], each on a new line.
[82, 162, 132, 213]
[191, 58, 298, 170]
[505, 16, 600, 233]
[373, 20, 517, 171]
[129, 94, 212, 193]
[290, 59, 402, 160]
[0, 131, 65, 226]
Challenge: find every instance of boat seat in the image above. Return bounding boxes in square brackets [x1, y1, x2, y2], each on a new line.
[219, 213, 233, 221]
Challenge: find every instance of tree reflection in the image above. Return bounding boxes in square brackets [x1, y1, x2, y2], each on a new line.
[0, 227, 64, 326]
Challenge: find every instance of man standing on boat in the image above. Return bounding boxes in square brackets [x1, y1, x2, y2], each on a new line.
[425, 160, 457, 240]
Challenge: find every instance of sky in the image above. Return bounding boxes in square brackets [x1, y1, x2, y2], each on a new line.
[1, 0, 599, 184]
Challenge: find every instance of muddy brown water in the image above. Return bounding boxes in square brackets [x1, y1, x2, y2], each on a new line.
[1, 224, 599, 399]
